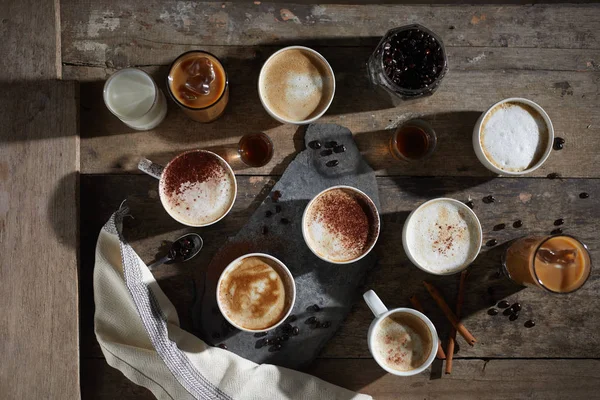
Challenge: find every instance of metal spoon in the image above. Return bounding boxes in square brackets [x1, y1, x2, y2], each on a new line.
[148, 233, 203, 270]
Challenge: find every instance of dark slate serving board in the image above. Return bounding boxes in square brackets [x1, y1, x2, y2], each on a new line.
[192, 123, 380, 369]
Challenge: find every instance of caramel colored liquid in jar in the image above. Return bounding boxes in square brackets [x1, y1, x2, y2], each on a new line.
[168, 51, 229, 122]
[504, 235, 591, 293]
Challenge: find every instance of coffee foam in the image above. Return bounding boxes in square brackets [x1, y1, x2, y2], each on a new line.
[304, 188, 378, 263]
[373, 312, 432, 372]
[480, 102, 549, 172]
[160, 153, 235, 226]
[405, 200, 480, 274]
[260, 48, 334, 122]
[218, 256, 292, 330]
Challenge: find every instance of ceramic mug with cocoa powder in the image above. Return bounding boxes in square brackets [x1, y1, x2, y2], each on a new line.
[301, 185, 380, 264]
[138, 150, 237, 227]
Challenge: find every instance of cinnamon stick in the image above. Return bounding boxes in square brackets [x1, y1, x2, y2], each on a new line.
[422, 280, 477, 346]
[445, 270, 469, 374]
[409, 295, 446, 360]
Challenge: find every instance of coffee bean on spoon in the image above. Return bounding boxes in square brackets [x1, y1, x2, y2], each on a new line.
[326, 160, 339, 167]
[308, 140, 322, 149]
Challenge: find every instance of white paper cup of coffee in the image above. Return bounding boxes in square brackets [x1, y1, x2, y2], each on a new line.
[473, 97, 554, 175]
[216, 253, 296, 333]
[138, 150, 237, 227]
[402, 198, 482, 275]
[258, 46, 336, 125]
[363, 290, 438, 376]
[302, 185, 380, 264]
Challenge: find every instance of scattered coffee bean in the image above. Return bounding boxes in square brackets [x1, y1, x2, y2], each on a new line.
[261, 226, 268, 235]
[486, 239, 498, 247]
[333, 144, 346, 153]
[254, 332, 268, 338]
[513, 220, 523, 228]
[553, 137, 565, 150]
[282, 333, 290, 341]
[307, 304, 321, 312]
[275, 205, 282, 213]
[497, 300, 510, 309]
[212, 333, 221, 339]
[264, 339, 272, 346]
[269, 344, 282, 352]
[218, 343, 228, 350]
[305, 316, 317, 325]
[324, 141, 338, 148]
[286, 315, 297, 323]
[551, 228, 563, 235]
[320, 149, 333, 157]
[265, 210, 273, 218]
[493, 223, 506, 231]
[488, 308, 499, 316]
[308, 140, 322, 149]
[509, 312, 519, 321]
[281, 323, 292, 334]
[326, 160, 339, 167]
[465, 200, 474, 209]
[292, 326, 300, 336]
[272, 190, 282, 202]
[272, 336, 283, 345]
[554, 218, 565, 226]
[580, 192, 590, 199]
[280, 218, 290, 225]
[503, 308, 513, 316]
[524, 320, 536, 328]
[547, 172, 560, 180]
[255, 339, 266, 349]
[483, 195, 495, 204]
[511, 303, 522, 312]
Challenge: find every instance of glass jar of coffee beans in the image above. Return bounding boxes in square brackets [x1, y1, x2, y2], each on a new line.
[367, 24, 448, 100]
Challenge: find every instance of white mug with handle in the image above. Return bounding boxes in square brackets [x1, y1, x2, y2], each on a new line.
[363, 290, 438, 376]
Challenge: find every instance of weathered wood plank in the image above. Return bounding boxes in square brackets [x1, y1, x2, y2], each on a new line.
[0, 0, 61, 81]
[80, 174, 600, 360]
[0, 81, 80, 399]
[61, 2, 600, 68]
[71, 62, 599, 178]
[82, 358, 600, 400]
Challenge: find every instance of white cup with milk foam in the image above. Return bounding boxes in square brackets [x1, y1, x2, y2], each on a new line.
[473, 97, 554, 175]
[402, 198, 482, 275]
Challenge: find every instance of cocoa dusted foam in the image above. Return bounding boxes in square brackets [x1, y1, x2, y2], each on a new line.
[304, 188, 378, 263]
[160, 150, 235, 226]
[218, 256, 293, 330]
[260, 48, 334, 122]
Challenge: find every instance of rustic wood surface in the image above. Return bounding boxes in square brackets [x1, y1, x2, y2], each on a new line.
[65, 1, 600, 399]
[0, 81, 80, 399]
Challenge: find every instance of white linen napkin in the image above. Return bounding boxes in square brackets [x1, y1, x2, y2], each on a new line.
[94, 205, 373, 400]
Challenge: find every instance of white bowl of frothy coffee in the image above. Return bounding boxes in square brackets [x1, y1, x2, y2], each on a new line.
[473, 98, 554, 175]
[258, 46, 336, 124]
[402, 198, 482, 275]
[217, 253, 296, 332]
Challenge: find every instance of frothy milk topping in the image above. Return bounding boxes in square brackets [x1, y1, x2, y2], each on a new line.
[373, 313, 432, 372]
[218, 256, 289, 330]
[480, 102, 549, 172]
[160, 151, 235, 226]
[405, 200, 480, 274]
[304, 188, 377, 262]
[260, 48, 334, 122]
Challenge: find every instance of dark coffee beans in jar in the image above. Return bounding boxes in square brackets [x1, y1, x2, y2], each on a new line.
[382, 28, 446, 91]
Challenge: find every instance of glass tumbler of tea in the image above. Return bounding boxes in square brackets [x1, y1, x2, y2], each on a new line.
[167, 51, 229, 123]
[502, 235, 592, 294]
[389, 119, 437, 161]
[238, 133, 274, 167]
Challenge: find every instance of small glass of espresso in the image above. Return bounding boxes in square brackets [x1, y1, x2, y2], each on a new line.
[389, 119, 437, 161]
[502, 235, 592, 294]
[238, 133, 274, 167]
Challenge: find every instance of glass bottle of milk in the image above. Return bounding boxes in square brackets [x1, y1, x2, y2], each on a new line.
[103, 68, 167, 130]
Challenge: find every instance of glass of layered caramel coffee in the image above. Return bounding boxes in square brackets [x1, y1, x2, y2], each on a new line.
[503, 235, 592, 294]
[167, 51, 229, 123]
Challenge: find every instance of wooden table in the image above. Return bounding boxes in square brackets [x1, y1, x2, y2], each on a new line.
[64, 1, 600, 399]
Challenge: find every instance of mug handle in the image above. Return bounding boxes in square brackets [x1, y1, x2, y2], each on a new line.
[363, 290, 388, 318]
[138, 158, 164, 180]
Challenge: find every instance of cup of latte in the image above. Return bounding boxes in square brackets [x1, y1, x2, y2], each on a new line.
[258, 46, 336, 124]
[217, 253, 296, 332]
[138, 150, 237, 227]
[402, 198, 482, 275]
[302, 186, 380, 264]
[473, 97, 554, 175]
[363, 290, 438, 376]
